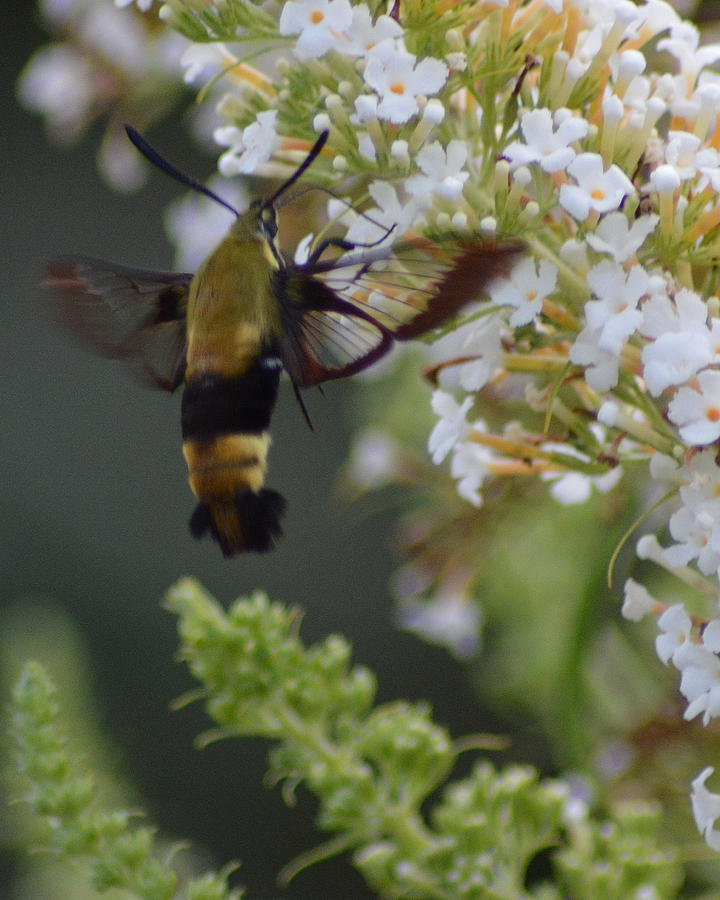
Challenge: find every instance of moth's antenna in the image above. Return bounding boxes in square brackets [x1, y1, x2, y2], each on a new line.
[125, 125, 240, 217]
[284, 184, 396, 235]
[264, 131, 329, 208]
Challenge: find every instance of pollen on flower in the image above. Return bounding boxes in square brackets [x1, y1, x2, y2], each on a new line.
[707, 408, 720, 422]
[310, 9, 324, 23]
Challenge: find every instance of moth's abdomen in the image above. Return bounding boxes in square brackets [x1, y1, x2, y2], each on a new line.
[181, 358, 284, 555]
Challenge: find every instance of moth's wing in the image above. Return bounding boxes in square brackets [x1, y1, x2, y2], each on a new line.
[276, 237, 523, 387]
[275, 271, 395, 387]
[44, 257, 192, 391]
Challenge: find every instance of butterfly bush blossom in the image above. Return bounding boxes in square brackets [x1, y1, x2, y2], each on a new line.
[21, 0, 720, 854]
[18, 0, 187, 189]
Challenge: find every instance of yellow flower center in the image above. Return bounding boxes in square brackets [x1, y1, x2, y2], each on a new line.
[310, 9, 324, 24]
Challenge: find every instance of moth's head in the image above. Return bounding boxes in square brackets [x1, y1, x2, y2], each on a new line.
[255, 199, 279, 241]
[231, 198, 278, 243]
[240, 130, 329, 243]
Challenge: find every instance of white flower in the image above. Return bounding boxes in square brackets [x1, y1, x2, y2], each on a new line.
[81, 4, 148, 72]
[451, 438, 491, 507]
[430, 314, 505, 393]
[428, 391, 474, 464]
[559, 153, 635, 220]
[293, 233, 314, 265]
[336, 180, 418, 247]
[570, 261, 649, 390]
[665, 130, 719, 180]
[363, 39, 448, 124]
[635, 0, 682, 38]
[623, 76, 653, 112]
[546, 467, 621, 504]
[585, 212, 658, 262]
[569, 326, 621, 391]
[115, 0, 153, 11]
[353, 93, 379, 126]
[181, 43, 233, 84]
[649, 163, 681, 195]
[405, 140, 470, 202]
[489, 257, 557, 327]
[344, 428, 399, 490]
[279, 0, 353, 59]
[649, 452, 682, 484]
[18, 45, 97, 140]
[597, 399, 620, 427]
[559, 237, 590, 271]
[336, 4, 402, 57]
[504, 108, 588, 173]
[540, 440, 622, 504]
[666, 501, 720, 575]
[357, 132, 376, 161]
[613, 48, 646, 82]
[584, 261, 648, 355]
[621, 578, 656, 621]
[214, 110, 280, 175]
[397, 587, 482, 660]
[643, 332, 713, 397]
[637, 533, 667, 564]
[668, 370, 720, 445]
[692, 767, 720, 851]
[680, 620, 720, 724]
[655, 603, 692, 665]
[661, 450, 720, 576]
[640, 288, 712, 395]
[658, 25, 720, 90]
[641, 287, 708, 340]
[98, 129, 147, 192]
[445, 51, 467, 71]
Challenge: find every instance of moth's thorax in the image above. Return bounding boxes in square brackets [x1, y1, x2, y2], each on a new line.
[185, 222, 282, 379]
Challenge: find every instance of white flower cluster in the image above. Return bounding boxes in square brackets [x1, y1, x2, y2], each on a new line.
[18, 0, 185, 189]
[626, 565, 720, 850]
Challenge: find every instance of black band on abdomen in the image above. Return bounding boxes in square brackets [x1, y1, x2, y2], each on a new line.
[181, 356, 281, 440]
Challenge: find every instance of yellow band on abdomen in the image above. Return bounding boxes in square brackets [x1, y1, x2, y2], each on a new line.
[182, 432, 271, 499]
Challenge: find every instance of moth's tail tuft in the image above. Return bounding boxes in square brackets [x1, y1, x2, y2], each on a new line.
[189, 488, 286, 556]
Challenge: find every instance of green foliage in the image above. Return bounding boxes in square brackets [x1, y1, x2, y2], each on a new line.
[165, 0, 278, 44]
[10, 661, 242, 900]
[8, 579, 684, 899]
[165, 577, 682, 898]
[555, 801, 685, 900]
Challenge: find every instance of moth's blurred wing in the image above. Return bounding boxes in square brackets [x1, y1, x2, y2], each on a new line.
[44, 257, 191, 391]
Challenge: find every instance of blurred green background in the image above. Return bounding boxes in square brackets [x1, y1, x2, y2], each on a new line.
[1, 8, 508, 898]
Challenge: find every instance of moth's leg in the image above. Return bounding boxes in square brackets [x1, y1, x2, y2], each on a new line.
[305, 224, 396, 265]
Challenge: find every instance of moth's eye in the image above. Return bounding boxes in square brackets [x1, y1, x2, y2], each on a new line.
[259, 206, 278, 240]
